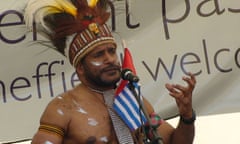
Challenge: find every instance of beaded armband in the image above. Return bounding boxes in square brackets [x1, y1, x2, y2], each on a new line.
[144, 113, 164, 140]
[39, 123, 65, 138]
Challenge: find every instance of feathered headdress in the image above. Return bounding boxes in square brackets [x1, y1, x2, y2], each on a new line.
[24, 0, 116, 67]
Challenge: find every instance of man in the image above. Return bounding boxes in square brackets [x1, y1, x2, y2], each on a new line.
[25, 0, 196, 143]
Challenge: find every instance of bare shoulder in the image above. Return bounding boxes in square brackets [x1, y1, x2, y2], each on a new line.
[40, 93, 73, 129]
[40, 85, 84, 129]
[32, 85, 93, 144]
[31, 89, 79, 144]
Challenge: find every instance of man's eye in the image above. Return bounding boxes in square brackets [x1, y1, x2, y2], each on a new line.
[93, 52, 103, 58]
[108, 48, 116, 54]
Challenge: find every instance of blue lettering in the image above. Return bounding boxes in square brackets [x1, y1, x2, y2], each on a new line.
[0, 10, 25, 43]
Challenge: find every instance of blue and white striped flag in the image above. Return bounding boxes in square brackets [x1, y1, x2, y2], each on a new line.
[113, 82, 147, 130]
[113, 48, 147, 131]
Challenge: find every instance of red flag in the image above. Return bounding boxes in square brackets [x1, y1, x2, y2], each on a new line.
[115, 48, 136, 95]
[122, 48, 137, 74]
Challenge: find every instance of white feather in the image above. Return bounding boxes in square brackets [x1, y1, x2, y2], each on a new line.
[24, 0, 76, 33]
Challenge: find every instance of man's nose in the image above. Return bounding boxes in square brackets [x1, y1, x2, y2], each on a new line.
[104, 52, 116, 63]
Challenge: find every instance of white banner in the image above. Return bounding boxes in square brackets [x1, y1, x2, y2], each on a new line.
[1, 0, 240, 142]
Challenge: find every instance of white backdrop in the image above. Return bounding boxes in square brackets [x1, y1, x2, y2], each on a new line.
[1, 0, 240, 142]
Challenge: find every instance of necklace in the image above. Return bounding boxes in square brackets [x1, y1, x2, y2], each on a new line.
[85, 85, 108, 107]
[86, 85, 117, 112]
[85, 85, 105, 95]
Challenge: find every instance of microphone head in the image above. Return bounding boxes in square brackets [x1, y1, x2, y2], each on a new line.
[121, 68, 132, 79]
[121, 68, 139, 82]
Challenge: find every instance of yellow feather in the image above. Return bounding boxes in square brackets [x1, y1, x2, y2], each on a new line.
[55, 0, 77, 17]
[88, 0, 99, 8]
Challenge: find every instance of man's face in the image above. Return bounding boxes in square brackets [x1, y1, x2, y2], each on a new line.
[79, 43, 121, 87]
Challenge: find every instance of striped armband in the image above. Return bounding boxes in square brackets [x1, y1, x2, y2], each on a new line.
[39, 123, 65, 138]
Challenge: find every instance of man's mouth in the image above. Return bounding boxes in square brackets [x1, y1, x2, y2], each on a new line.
[102, 66, 121, 73]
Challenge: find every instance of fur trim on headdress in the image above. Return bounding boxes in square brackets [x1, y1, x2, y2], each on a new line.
[24, 0, 116, 66]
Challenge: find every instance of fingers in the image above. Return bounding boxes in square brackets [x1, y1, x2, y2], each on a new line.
[165, 72, 196, 98]
[183, 72, 196, 90]
[165, 73, 196, 116]
[165, 83, 184, 98]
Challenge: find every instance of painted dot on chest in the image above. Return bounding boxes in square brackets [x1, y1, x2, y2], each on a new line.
[57, 109, 64, 116]
[88, 118, 99, 126]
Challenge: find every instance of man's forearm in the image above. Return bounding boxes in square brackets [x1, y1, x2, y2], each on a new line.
[170, 120, 195, 144]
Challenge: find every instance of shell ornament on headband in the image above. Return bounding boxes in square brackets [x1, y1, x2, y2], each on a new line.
[24, 0, 116, 67]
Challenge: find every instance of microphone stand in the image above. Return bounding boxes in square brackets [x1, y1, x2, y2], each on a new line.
[127, 81, 164, 144]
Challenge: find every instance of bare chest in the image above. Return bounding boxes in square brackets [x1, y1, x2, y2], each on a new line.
[65, 100, 118, 144]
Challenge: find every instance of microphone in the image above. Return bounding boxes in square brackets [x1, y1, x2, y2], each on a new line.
[121, 68, 139, 82]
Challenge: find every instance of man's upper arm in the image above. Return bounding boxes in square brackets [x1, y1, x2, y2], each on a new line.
[32, 98, 70, 144]
[32, 130, 63, 144]
[143, 97, 175, 144]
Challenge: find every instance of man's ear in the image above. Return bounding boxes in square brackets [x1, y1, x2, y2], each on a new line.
[76, 63, 84, 75]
